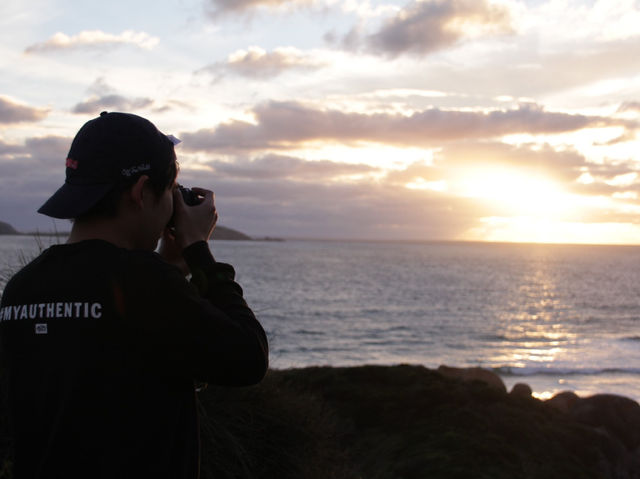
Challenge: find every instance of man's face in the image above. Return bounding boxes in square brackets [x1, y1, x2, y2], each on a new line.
[137, 180, 175, 251]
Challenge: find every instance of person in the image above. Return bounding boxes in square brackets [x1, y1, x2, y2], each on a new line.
[0, 112, 269, 478]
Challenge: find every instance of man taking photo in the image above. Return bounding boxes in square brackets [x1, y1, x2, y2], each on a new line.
[0, 111, 269, 478]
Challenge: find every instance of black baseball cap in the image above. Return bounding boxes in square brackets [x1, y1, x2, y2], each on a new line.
[38, 111, 180, 219]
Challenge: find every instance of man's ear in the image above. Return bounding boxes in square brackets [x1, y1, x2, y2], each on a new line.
[129, 175, 150, 209]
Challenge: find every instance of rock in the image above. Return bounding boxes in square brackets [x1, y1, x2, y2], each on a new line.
[569, 394, 640, 452]
[546, 391, 579, 413]
[437, 365, 506, 392]
[510, 383, 532, 399]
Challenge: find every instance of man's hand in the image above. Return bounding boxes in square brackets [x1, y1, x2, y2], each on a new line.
[159, 187, 218, 272]
[171, 187, 218, 249]
[158, 227, 190, 275]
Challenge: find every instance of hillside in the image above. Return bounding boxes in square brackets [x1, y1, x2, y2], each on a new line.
[211, 225, 252, 240]
[0, 222, 18, 235]
[0, 222, 253, 240]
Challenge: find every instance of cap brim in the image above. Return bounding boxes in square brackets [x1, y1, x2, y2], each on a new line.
[37, 182, 114, 219]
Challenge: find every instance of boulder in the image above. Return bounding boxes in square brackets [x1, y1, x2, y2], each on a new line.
[569, 394, 640, 452]
[509, 383, 532, 399]
[546, 391, 579, 413]
[437, 365, 506, 392]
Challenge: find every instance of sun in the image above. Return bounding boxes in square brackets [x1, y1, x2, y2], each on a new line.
[453, 167, 597, 243]
[455, 167, 574, 219]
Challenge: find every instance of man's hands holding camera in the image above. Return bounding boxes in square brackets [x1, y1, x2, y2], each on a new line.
[159, 185, 218, 273]
[171, 185, 218, 248]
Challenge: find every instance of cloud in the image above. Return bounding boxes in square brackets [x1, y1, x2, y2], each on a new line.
[0, 96, 48, 124]
[24, 30, 159, 54]
[436, 141, 589, 182]
[205, 0, 315, 17]
[207, 154, 378, 180]
[569, 159, 640, 198]
[332, 0, 512, 57]
[0, 135, 71, 232]
[0, 135, 70, 166]
[70, 78, 174, 115]
[0, 140, 24, 156]
[618, 101, 640, 113]
[180, 101, 629, 152]
[406, 37, 640, 99]
[173, 139, 640, 240]
[72, 95, 154, 114]
[176, 166, 481, 240]
[203, 46, 325, 80]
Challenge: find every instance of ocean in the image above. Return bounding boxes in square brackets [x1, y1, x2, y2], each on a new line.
[2, 235, 640, 402]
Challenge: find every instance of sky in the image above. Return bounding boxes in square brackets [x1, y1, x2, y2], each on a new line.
[1, 0, 640, 243]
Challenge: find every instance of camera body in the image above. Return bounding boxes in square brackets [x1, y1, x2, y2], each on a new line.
[177, 184, 202, 206]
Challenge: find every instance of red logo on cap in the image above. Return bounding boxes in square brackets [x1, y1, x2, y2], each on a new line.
[66, 157, 78, 170]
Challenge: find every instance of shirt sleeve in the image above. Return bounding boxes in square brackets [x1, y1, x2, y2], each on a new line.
[116, 242, 269, 386]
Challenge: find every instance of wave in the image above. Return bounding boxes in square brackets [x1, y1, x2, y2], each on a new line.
[292, 329, 326, 336]
[493, 366, 640, 377]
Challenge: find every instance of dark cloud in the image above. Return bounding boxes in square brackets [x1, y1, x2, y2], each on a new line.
[72, 94, 154, 114]
[202, 47, 325, 80]
[180, 101, 629, 153]
[569, 160, 640, 198]
[208, 154, 378, 180]
[0, 96, 48, 124]
[331, 0, 512, 58]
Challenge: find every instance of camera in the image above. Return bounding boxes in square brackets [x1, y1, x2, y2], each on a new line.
[177, 184, 202, 206]
[168, 184, 202, 229]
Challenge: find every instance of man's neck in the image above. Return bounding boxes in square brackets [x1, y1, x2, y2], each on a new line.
[67, 217, 136, 250]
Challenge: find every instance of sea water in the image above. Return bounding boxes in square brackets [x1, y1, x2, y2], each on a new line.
[2, 235, 639, 402]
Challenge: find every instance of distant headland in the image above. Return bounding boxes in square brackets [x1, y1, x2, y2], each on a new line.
[0, 221, 18, 235]
[0, 220, 275, 242]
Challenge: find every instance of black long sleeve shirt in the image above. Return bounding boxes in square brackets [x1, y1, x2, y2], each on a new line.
[0, 240, 268, 479]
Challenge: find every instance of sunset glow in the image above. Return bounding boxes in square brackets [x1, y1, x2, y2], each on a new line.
[1, 0, 640, 243]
